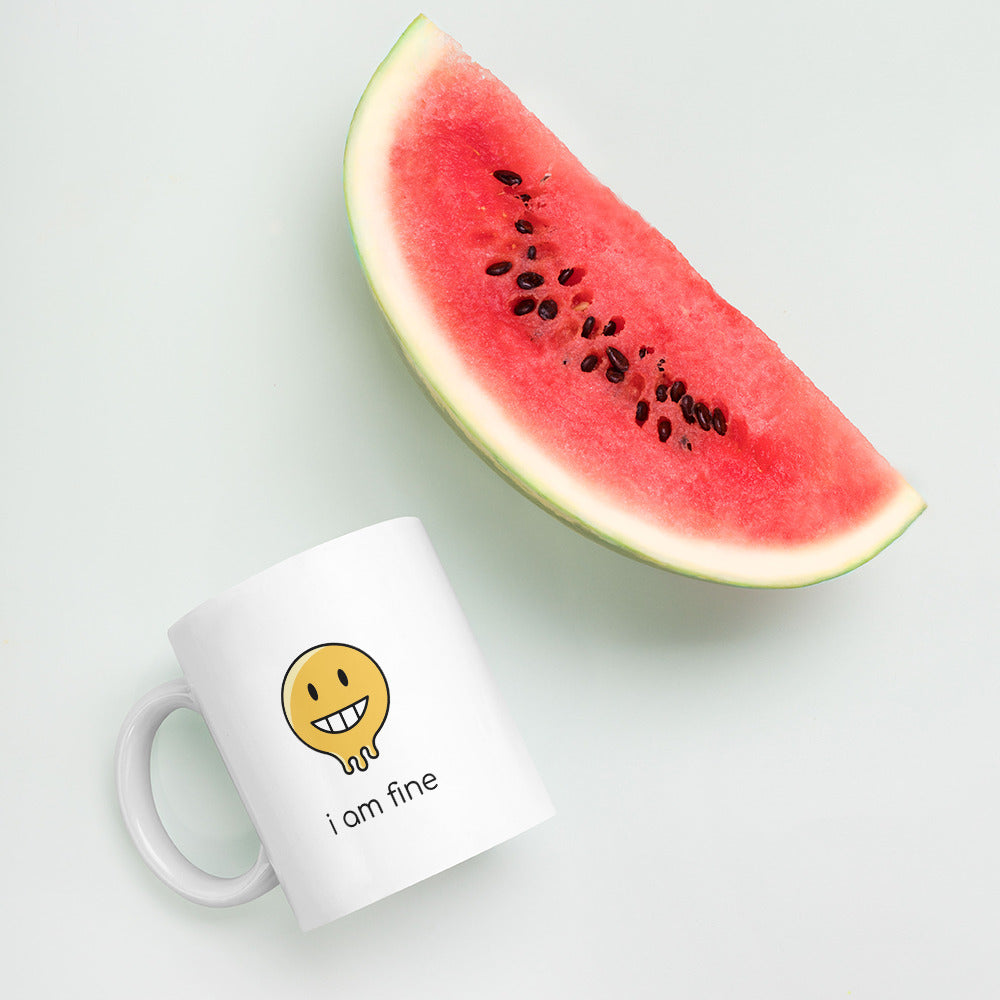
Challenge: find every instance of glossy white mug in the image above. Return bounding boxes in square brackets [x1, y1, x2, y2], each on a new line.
[115, 517, 553, 930]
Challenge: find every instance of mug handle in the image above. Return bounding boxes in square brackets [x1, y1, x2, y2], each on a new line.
[115, 679, 279, 907]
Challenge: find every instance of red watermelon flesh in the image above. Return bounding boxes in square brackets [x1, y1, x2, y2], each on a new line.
[344, 17, 924, 586]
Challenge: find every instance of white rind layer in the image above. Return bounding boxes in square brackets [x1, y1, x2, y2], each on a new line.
[344, 15, 925, 587]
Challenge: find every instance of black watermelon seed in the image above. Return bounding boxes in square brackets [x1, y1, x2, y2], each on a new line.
[581, 354, 599, 372]
[602, 320, 617, 337]
[493, 169, 522, 186]
[581, 316, 596, 338]
[526, 245, 536, 260]
[694, 402, 712, 430]
[681, 437, 693, 451]
[538, 299, 558, 320]
[486, 261, 513, 276]
[655, 384, 668, 403]
[606, 346, 629, 371]
[712, 409, 727, 435]
[657, 417, 672, 442]
[636, 401, 649, 426]
[519, 193, 531, 203]
[680, 394, 696, 423]
[513, 297, 537, 316]
[558, 268, 575, 285]
[638, 347, 647, 359]
[516, 271, 544, 289]
[606, 367, 625, 384]
[515, 219, 533, 234]
[669, 380, 686, 402]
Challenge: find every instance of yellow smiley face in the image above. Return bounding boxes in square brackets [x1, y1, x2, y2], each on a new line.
[281, 644, 389, 774]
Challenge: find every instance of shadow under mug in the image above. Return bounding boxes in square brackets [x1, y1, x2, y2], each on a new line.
[116, 517, 554, 930]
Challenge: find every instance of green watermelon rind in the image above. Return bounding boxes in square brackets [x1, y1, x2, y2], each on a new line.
[343, 16, 925, 588]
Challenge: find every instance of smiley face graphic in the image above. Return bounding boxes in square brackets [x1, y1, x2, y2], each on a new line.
[281, 644, 389, 774]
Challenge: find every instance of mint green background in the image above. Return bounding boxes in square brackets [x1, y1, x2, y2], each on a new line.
[2, 1, 996, 996]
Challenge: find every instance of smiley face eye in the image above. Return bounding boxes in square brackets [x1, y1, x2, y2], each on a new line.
[338, 669, 348, 686]
[307, 683, 318, 700]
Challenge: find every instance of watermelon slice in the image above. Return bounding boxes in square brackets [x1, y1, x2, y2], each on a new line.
[344, 16, 924, 587]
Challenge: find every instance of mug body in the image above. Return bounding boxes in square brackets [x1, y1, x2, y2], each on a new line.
[166, 517, 553, 929]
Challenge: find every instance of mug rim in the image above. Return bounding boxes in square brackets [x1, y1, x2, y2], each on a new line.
[167, 515, 422, 641]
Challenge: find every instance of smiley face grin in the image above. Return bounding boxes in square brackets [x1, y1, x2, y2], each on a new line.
[311, 695, 369, 734]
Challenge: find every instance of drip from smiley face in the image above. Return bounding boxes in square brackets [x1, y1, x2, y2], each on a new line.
[281, 644, 389, 774]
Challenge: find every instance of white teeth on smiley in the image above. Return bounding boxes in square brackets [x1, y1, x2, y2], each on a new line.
[312, 695, 368, 734]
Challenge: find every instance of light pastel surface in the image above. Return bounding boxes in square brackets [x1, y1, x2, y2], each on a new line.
[2, 1, 997, 997]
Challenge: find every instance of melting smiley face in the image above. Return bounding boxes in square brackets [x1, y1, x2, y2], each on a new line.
[281, 644, 389, 775]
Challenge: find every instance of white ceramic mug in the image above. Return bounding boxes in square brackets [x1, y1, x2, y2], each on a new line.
[115, 517, 554, 930]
